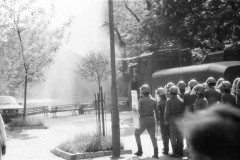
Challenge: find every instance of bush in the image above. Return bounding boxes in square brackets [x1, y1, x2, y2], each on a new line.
[58, 132, 124, 154]
[8, 116, 44, 127]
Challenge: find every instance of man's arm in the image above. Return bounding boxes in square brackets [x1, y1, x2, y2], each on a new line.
[138, 99, 142, 116]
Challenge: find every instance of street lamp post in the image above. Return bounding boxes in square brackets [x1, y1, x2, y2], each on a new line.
[108, 0, 120, 158]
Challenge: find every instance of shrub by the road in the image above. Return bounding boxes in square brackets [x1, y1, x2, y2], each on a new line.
[58, 132, 124, 154]
[8, 116, 44, 127]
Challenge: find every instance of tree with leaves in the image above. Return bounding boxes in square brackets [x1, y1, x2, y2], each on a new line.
[75, 50, 111, 92]
[0, 0, 71, 118]
[141, 0, 240, 50]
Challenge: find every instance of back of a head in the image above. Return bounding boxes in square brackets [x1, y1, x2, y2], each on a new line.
[156, 87, 167, 96]
[169, 86, 179, 95]
[188, 79, 198, 89]
[206, 77, 216, 87]
[216, 78, 225, 87]
[183, 104, 240, 160]
[140, 84, 150, 96]
[191, 84, 205, 95]
[177, 81, 186, 90]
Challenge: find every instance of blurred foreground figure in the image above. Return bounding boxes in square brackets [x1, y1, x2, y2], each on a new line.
[183, 104, 240, 160]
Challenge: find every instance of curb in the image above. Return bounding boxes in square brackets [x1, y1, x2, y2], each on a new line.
[6, 125, 49, 131]
[51, 148, 132, 160]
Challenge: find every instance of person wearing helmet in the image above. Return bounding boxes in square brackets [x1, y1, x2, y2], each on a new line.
[184, 79, 198, 113]
[217, 82, 224, 94]
[232, 77, 240, 95]
[156, 87, 170, 155]
[134, 84, 160, 158]
[221, 81, 236, 107]
[177, 81, 186, 100]
[205, 77, 222, 107]
[191, 84, 208, 112]
[235, 80, 240, 109]
[216, 78, 225, 88]
[165, 86, 185, 157]
[164, 82, 175, 98]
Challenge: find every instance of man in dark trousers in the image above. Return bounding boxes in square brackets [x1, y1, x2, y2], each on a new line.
[134, 84, 160, 158]
[156, 87, 170, 155]
[165, 86, 185, 157]
[184, 79, 198, 113]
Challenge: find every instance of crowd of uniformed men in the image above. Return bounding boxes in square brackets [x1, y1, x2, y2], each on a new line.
[133, 77, 240, 159]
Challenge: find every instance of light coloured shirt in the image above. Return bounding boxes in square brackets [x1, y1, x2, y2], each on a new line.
[138, 95, 159, 120]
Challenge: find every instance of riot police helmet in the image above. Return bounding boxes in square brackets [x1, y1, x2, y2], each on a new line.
[188, 79, 198, 88]
[140, 84, 150, 94]
[177, 81, 186, 89]
[169, 86, 179, 95]
[194, 84, 205, 94]
[156, 87, 166, 96]
[167, 82, 175, 89]
[206, 77, 216, 86]
[222, 81, 231, 90]
[216, 78, 225, 87]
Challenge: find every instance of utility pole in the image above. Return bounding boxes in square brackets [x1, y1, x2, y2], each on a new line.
[108, 0, 120, 158]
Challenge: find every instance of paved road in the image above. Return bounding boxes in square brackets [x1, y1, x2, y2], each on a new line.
[4, 111, 184, 160]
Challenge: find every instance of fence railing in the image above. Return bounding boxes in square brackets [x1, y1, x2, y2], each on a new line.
[19, 106, 48, 116]
[19, 103, 94, 116]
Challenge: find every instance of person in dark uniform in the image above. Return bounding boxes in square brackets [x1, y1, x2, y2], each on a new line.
[156, 87, 170, 155]
[165, 86, 185, 157]
[216, 78, 225, 93]
[204, 77, 222, 107]
[177, 81, 186, 100]
[183, 79, 198, 154]
[184, 79, 198, 113]
[221, 81, 236, 107]
[165, 82, 175, 98]
[134, 84, 160, 158]
[191, 84, 208, 112]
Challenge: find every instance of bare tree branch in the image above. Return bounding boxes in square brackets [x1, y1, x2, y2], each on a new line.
[125, 1, 140, 23]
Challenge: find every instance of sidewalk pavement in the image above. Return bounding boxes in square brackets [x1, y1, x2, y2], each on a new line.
[3, 111, 185, 160]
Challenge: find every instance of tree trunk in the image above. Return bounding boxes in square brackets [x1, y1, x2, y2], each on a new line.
[23, 70, 28, 119]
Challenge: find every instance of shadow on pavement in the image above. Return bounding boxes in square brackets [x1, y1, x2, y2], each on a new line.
[6, 130, 38, 140]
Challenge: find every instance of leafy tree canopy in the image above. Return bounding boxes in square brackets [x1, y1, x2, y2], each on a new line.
[141, 0, 240, 50]
[110, 0, 240, 59]
[75, 50, 111, 88]
[0, 0, 71, 95]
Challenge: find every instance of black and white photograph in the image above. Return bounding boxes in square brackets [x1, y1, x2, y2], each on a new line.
[0, 0, 240, 160]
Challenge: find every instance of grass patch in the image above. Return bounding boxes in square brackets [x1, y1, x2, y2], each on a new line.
[58, 132, 124, 154]
[8, 116, 44, 127]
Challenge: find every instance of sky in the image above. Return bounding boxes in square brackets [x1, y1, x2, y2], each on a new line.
[37, 0, 110, 55]
[29, 0, 112, 101]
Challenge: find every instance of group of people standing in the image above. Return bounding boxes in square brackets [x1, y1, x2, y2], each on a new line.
[133, 76, 240, 159]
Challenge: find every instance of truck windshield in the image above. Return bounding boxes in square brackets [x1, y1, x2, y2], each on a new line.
[0, 97, 17, 105]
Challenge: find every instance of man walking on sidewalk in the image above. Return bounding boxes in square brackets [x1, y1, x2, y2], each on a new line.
[134, 84, 160, 159]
